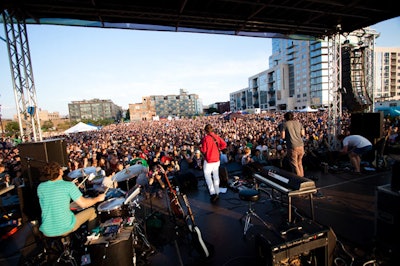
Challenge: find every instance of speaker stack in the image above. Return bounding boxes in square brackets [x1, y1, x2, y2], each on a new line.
[375, 164, 400, 256]
[18, 138, 68, 167]
[351, 112, 383, 142]
[341, 47, 372, 112]
[17, 138, 68, 222]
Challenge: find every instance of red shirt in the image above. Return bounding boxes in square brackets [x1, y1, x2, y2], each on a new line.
[200, 132, 227, 163]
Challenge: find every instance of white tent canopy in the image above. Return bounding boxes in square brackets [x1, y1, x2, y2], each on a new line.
[64, 122, 98, 134]
[299, 106, 318, 112]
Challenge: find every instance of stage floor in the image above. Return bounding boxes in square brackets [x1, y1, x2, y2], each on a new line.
[142, 161, 397, 266]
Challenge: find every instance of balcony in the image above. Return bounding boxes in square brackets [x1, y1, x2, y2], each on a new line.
[268, 99, 276, 106]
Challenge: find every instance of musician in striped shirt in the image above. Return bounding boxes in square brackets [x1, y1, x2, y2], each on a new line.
[37, 162, 106, 237]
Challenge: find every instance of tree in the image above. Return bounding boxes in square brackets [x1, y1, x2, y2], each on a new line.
[125, 109, 130, 121]
[5, 121, 20, 135]
[206, 107, 218, 114]
[41, 120, 54, 131]
[57, 121, 72, 131]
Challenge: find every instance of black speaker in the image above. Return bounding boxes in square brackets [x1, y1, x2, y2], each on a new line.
[86, 230, 133, 266]
[351, 112, 383, 141]
[375, 184, 400, 252]
[18, 138, 68, 170]
[391, 161, 400, 191]
[341, 48, 372, 112]
[18, 138, 68, 188]
[173, 172, 198, 193]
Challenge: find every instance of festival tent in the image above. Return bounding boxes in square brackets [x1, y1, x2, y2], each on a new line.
[299, 106, 318, 112]
[221, 112, 246, 120]
[64, 122, 99, 133]
[375, 107, 400, 117]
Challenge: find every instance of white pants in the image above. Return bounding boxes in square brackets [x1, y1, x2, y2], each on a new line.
[203, 160, 220, 195]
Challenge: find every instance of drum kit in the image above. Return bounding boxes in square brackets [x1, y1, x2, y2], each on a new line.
[27, 166, 150, 265]
[68, 166, 145, 222]
[112, 164, 149, 183]
[67, 166, 105, 192]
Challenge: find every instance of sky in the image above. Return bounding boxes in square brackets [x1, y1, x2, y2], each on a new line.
[0, 16, 399, 120]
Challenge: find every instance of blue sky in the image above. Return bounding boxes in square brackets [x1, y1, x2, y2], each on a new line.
[0, 16, 399, 119]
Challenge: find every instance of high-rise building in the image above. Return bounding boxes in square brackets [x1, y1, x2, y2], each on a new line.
[269, 38, 330, 110]
[374, 47, 400, 102]
[231, 38, 330, 112]
[230, 65, 289, 111]
[68, 99, 123, 121]
[231, 28, 392, 113]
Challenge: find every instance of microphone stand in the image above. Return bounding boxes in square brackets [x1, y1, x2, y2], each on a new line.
[26, 157, 33, 190]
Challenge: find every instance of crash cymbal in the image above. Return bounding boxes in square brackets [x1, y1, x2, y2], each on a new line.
[112, 164, 148, 182]
[67, 166, 97, 179]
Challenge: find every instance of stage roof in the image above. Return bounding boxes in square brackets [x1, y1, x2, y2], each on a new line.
[1, 1, 398, 39]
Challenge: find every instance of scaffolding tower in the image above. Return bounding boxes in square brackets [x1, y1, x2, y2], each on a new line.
[2, 11, 42, 142]
[326, 27, 378, 148]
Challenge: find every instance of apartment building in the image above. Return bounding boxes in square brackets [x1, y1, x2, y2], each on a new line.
[374, 47, 400, 102]
[129, 89, 202, 121]
[68, 99, 123, 121]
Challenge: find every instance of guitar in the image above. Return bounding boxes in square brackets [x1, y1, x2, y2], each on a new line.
[158, 165, 184, 219]
[182, 194, 210, 258]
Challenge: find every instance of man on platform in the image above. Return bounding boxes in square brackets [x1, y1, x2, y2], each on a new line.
[337, 134, 373, 174]
[200, 124, 227, 203]
[281, 112, 305, 177]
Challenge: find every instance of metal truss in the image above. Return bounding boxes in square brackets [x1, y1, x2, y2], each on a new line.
[351, 28, 378, 112]
[326, 27, 378, 148]
[327, 33, 342, 149]
[2, 11, 42, 142]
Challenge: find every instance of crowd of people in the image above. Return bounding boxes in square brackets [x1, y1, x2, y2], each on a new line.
[1, 110, 400, 243]
[1, 110, 400, 192]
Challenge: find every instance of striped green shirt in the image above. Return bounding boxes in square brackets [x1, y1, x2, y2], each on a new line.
[37, 179, 82, 237]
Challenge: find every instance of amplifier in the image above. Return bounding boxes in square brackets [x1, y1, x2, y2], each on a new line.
[85, 226, 133, 266]
[255, 220, 336, 266]
[375, 184, 400, 252]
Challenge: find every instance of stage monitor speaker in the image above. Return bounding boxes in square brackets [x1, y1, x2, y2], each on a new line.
[18, 138, 68, 184]
[18, 138, 67, 168]
[351, 112, 383, 141]
[391, 161, 400, 191]
[375, 184, 400, 253]
[86, 229, 133, 266]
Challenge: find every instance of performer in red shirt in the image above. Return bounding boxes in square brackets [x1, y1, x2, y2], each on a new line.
[200, 124, 227, 203]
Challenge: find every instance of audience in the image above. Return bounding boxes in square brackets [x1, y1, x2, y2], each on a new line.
[1, 110, 399, 188]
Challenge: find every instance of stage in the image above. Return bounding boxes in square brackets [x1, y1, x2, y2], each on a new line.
[1, 158, 399, 265]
